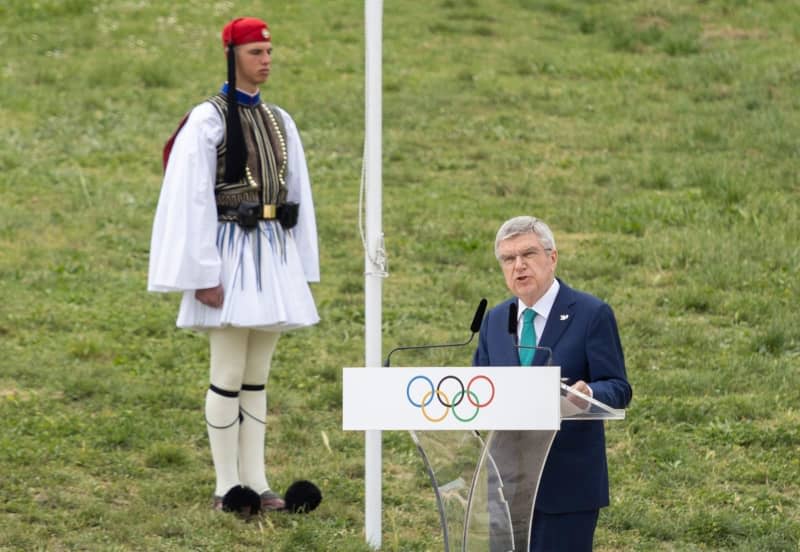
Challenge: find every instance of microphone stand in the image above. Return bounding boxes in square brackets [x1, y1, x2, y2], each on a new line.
[384, 333, 478, 367]
[383, 298, 487, 367]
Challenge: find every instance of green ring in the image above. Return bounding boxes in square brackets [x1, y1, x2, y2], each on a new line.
[451, 390, 480, 422]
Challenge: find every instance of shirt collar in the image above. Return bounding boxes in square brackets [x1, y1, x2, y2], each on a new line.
[517, 279, 560, 324]
[221, 82, 261, 107]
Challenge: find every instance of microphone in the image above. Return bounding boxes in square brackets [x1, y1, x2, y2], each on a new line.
[507, 302, 554, 366]
[384, 298, 488, 367]
[470, 297, 489, 333]
[508, 301, 518, 335]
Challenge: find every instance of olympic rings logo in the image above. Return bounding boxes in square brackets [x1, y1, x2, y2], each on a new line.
[406, 374, 495, 423]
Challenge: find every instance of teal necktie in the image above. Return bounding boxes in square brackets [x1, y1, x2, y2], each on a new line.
[519, 308, 537, 366]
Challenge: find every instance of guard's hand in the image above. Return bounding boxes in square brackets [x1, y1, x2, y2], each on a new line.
[195, 285, 224, 309]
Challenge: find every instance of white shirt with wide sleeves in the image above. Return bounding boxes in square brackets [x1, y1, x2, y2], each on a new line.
[148, 101, 320, 331]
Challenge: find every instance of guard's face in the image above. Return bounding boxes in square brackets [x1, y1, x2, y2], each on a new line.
[234, 40, 272, 91]
[497, 233, 557, 306]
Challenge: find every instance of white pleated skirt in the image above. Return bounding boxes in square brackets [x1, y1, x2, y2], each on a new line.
[176, 221, 319, 331]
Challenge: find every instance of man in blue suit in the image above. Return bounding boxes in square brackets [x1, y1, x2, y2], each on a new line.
[474, 216, 632, 551]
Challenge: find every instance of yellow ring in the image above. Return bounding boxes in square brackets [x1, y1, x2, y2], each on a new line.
[420, 389, 450, 423]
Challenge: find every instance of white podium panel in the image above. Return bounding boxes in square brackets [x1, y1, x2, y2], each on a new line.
[343, 367, 561, 431]
[342, 367, 626, 551]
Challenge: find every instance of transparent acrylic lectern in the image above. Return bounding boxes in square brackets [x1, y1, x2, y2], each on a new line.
[411, 382, 625, 552]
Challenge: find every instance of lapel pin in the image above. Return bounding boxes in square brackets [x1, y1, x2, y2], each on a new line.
[560, 314, 569, 321]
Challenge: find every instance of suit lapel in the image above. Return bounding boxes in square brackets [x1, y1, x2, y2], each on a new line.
[533, 281, 576, 365]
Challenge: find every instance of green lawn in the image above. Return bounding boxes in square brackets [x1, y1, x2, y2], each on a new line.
[1, 0, 798, 550]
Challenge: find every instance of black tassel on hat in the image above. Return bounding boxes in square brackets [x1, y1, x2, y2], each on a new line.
[224, 43, 248, 184]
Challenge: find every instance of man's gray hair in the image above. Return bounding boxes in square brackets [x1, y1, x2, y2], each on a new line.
[494, 216, 557, 260]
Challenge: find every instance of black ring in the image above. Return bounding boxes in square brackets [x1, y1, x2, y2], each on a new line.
[436, 376, 465, 408]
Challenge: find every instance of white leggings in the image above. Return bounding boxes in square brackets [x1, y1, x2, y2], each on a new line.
[209, 327, 280, 390]
[205, 327, 280, 497]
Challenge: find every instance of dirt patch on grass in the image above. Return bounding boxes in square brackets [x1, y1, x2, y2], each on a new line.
[636, 15, 670, 31]
[703, 25, 765, 40]
[0, 387, 29, 400]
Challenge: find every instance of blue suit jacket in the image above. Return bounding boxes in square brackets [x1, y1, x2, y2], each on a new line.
[473, 279, 632, 513]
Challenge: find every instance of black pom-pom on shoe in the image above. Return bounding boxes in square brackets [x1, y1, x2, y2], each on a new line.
[284, 480, 322, 513]
[221, 485, 262, 517]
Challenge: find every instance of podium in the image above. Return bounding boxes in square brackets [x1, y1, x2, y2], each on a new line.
[343, 366, 625, 551]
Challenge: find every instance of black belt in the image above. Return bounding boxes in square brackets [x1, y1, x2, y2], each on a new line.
[217, 202, 276, 220]
[217, 201, 299, 230]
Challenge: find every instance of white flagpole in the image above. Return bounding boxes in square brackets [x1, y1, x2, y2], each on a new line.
[364, 0, 384, 549]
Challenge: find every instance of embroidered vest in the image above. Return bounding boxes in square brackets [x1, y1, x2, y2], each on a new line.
[207, 94, 288, 212]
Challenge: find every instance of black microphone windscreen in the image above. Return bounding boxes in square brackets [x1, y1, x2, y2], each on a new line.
[470, 298, 488, 333]
[507, 302, 518, 335]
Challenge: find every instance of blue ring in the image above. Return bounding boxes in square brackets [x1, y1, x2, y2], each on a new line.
[406, 375, 435, 407]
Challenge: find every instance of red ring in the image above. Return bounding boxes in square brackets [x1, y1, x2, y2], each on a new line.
[467, 375, 495, 407]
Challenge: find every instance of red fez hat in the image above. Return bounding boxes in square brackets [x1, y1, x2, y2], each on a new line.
[221, 17, 271, 47]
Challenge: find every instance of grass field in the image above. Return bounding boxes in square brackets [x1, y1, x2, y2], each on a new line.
[1, 0, 799, 550]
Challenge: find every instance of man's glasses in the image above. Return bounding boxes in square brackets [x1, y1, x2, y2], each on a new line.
[499, 248, 552, 267]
